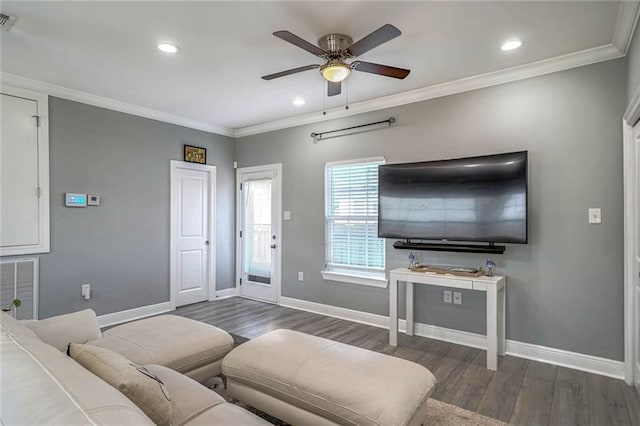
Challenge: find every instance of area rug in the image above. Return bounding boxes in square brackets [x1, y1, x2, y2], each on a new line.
[214, 334, 507, 425]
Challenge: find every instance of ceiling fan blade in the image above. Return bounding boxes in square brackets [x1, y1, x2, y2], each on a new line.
[347, 24, 401, 57]
[352, 61, 410, 79]
[273, 31, 326, 57]
[262, 64, 320, 80]
[328, 81, 341, 97]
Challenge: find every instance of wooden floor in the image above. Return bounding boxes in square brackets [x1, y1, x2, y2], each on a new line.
[175, 297, 640, 426]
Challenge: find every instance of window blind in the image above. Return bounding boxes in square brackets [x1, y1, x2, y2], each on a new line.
[325, 159, 385, 273]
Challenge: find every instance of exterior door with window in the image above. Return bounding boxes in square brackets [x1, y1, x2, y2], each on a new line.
[237, 165, 281, 303]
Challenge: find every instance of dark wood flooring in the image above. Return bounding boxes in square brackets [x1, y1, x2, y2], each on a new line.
[174, 297, 639, 426]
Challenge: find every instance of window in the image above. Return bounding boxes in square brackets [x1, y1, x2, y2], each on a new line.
[322, 157, 387, 287]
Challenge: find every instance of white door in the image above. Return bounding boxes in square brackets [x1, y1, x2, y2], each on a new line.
[237, 164, 281, 303]
[170, 161, 216, 307]
[633, 121, 640, 389]
[0, 93, 44, 252]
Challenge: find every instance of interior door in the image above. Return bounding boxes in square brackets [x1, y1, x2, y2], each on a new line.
[171, 162, 215, 307]
[634, 121, 640, 389]
[237, 165, 281, 303]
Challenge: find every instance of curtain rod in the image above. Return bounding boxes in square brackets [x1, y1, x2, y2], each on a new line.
[311, 117, 395, 143]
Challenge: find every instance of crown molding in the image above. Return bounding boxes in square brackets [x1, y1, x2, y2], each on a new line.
[234, 44, 623, 138]
[613, 0, 640, 54]
[0, 72, 235, 137]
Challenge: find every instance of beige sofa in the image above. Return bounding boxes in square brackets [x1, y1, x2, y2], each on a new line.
[0, 310, 268, 425]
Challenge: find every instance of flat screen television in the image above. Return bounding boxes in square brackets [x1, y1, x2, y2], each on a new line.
[378, 151, 528, 245]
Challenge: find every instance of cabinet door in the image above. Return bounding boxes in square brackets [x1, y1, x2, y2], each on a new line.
[0, 88, 49, 255]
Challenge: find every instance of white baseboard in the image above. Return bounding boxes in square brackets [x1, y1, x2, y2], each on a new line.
[215, 288, 238, 299]
[278, 296, 624, 379]
[96, 301, 174, 328]
[505, 340, 625, 380]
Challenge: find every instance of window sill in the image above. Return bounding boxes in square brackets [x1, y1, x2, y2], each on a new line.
[320, 270, 388, 288]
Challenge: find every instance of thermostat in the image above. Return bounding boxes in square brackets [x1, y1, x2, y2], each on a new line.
[65, 193, 87, 207]
[88, 195, 101, 206]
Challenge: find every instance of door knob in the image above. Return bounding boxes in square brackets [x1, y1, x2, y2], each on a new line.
[271, 244, 277, 249]
[205, 241, 210, 245]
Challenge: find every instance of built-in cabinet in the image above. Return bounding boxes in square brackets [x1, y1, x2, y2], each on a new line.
[0, 86, 49, 256]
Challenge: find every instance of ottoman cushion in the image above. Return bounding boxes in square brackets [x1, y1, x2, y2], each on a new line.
[90, 315, 233, 381]
[222, 329, 436, 426]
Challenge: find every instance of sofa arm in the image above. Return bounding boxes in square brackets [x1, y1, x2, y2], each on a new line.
[24, 309, 102, 352]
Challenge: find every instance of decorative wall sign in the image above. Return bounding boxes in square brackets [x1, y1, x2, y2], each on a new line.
[184, 145, 206, 164]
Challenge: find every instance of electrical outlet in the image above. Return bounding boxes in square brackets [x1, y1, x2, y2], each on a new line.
[453, 292, 462, 305]
[298, 272, 304, 282]
[588, 208, 602, 224]
[81, 283, 91, 300]
[444, 290, 452, 303]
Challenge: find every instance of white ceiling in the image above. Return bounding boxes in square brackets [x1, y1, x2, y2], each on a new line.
[0, 1, 634, 135]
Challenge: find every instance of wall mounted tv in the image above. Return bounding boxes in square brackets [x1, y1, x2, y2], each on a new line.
[378, 151, 528, 254]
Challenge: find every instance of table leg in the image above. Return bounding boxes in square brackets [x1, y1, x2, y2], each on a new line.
[487, 285, 498, 370]
[406, 282, 414, 336]
[389, 275, 398, 346]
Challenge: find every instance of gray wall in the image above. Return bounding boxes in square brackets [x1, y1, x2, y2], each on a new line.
[38, 98, 235, 318]
[628, 23, 640, 105]
[235, 58, 626, 361]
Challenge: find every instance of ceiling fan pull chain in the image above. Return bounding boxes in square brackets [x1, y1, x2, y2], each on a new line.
[323, 83, 327, 115]
[345, 80, 349, 110]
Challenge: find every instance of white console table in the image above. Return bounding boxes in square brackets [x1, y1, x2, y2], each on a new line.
[389, 268, 506, 370]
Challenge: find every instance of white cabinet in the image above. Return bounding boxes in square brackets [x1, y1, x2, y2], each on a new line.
[0, 87, 49, 256]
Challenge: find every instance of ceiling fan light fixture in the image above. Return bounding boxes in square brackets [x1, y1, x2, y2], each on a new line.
[321, 63, 351, 83]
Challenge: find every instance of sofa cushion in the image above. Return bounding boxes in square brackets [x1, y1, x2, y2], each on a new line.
[1, 311, 152, 425]
[90, 315, 233, 376]
[25, 309, 102, 351]
[69, 343, 173, 426]
[149, 364, 226, 425]
[185, 403, 271, 426]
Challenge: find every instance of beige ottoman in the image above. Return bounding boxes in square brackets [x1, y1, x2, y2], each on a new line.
[222, 329, 436, 426]
[91, 315, 234, 382]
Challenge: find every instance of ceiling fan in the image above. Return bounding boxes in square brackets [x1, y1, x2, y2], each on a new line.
[261, 24, 411, 97]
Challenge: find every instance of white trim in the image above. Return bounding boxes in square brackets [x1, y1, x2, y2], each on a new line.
[0, 73, 234, 137]
[624, 121, 635, 385]
[506, 340, 625, 380]
[215, 288, 238, 299]
[280, 296, 389, 328]
[169, 160, 217, 308]
[96, 301, 174, 328]
[0, 85, 50, 256]
[279, 296, 624, 379]
[613, 0, 640, 54]
[324, 156, 385, 167]
[625, 87, 640, 127]
[234, 44, 623, 138]
[236, 163, 283, 304]
[320, 270, 388, 288]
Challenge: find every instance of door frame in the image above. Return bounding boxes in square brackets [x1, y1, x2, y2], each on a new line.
[170, 160, 217, 309]
[624, 87, 640, 386]
[235, 163, 283, 303]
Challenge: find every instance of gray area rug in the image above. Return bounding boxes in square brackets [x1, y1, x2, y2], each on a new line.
[214, 333, 507, 426]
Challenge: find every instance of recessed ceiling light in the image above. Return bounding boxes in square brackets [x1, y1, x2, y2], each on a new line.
[292, 97, 306, 106]
[157, 42, 179, 54]
[501, 39, 522, 51]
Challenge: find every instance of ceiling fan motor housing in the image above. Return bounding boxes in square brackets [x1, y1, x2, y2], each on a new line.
[318, 34, 353, 55]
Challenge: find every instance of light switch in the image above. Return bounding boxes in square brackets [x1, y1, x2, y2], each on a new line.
[283, 211, 291, 221]
[588, 208, 602, 224]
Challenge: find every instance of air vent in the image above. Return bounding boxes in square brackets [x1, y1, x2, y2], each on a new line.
[0, 13, 17, 32]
